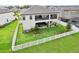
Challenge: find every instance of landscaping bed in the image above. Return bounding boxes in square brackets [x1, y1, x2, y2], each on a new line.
[16, 24, 66, 45]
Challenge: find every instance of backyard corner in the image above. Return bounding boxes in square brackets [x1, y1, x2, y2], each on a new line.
[16, 23, 66, 45]
[12, 19, 79, 52]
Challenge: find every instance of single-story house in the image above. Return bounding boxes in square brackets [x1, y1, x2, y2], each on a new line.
[20, 5, 60, 32]
[0, 7, 16, 26]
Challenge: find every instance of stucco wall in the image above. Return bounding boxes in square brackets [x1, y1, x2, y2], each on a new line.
[0, 12, 16, 26]
[22, 15, 35, 31]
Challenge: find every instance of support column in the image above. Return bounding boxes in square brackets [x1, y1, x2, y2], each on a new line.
[48, 21, 50, 27]
[48, 14, 51, 27]
[58, 13, 61, 20]
[49, 14, 50, 20]
[32, 15, 35, 28]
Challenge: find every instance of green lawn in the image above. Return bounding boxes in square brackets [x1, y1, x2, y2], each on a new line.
[16, 24, 66, 45]
[14, 32, 79, 53]
[0, 20, 18, 52]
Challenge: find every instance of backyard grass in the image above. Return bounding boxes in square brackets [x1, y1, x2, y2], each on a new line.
[0, 20, 18, 52]
[16, 24, 66, 45]
[14, 32, 79, 53]
[0, 19, 79, 53]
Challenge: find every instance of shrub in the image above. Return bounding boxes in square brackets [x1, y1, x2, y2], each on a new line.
[53, 22, 57, 26]
[30, 25, 40, 34]
[66, 19, 72, 31]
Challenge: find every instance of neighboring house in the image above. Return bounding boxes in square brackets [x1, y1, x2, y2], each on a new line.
[20, 5, 60, 32]
[0, 7, 16, 26]
[61, 6, 79, 19]
[48, 6, 79, 19]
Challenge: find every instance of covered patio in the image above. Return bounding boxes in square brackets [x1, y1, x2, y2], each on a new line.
[34, 13, 58, 28]
[35, 14, 57, 21]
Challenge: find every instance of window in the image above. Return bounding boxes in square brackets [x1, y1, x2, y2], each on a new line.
[7, 19, 9, 22]
[30, 16, 32, 20]
[23, 16, 25, 20]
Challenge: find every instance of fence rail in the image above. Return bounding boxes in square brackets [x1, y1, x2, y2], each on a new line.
[12, 30, 78, 51]
[12, 21, 20, 50]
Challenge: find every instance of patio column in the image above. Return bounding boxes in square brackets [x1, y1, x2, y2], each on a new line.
[32, 15, 35, 28]
[48, 21, 50, 27]
[48, 14, 51, 27]
[49, 14, 50, 20]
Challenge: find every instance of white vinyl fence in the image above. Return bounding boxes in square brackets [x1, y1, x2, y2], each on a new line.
[12, 30, 78, 51]
[12, 21, 20, 50]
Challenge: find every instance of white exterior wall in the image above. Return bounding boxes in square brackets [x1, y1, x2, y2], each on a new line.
[0, 12, 16, 26]
[22, 15, 35, 31]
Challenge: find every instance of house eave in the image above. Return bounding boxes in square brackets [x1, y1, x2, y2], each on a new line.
[21, 12, 60, 15]
[0, 11, 13, 14]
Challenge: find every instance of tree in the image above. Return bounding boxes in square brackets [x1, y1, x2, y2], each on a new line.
[66, 19, 72, 31]
[20, 5, 30, 9]
[14, 11, 22, 20]
[7, 6, 13, 9]
[30, 25, 40, 34]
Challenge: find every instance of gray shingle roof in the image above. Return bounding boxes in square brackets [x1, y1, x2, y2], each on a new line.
[20, 5, 59, 15]
[61, 6, 79, 11]
[0, 6, 11, 14]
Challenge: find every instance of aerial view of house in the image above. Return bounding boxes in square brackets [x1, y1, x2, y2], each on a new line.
[0, 5, 79, 53]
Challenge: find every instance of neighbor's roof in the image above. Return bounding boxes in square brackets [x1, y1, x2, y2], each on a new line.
[0, 6, 12, 14]
[48, 6, 63, 12]
[20, 5, 60, 15]
[47, 6, 79, 11]
[62, 6, 79, 11]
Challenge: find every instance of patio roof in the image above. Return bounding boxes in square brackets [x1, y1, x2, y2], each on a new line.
[20, 5, 60, 15]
